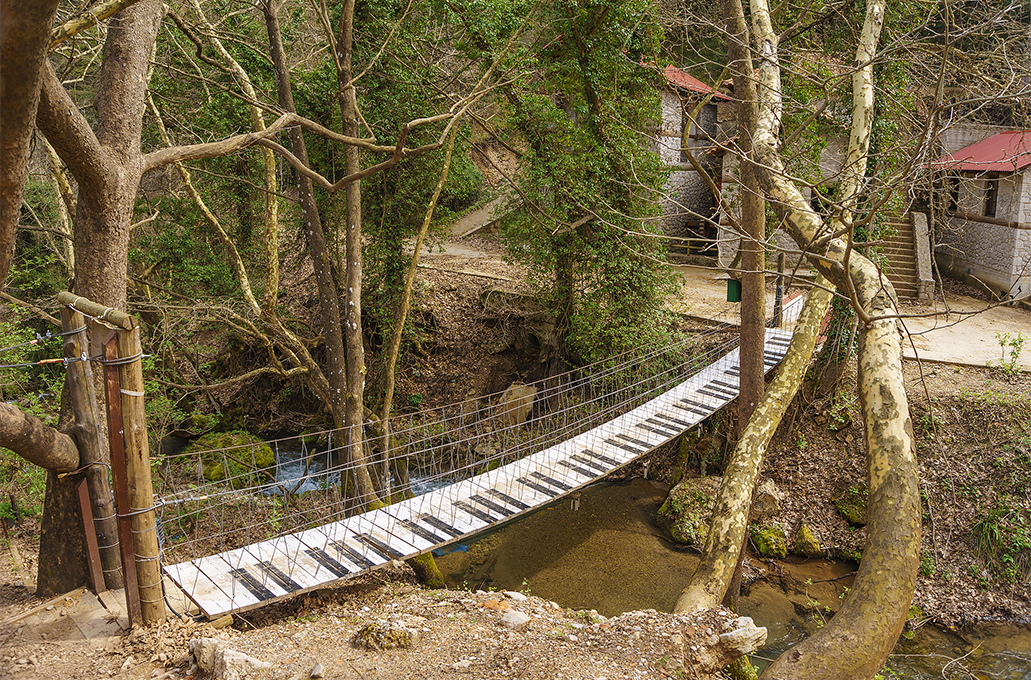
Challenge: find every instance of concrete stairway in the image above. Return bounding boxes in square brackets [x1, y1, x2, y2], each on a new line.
[879, 215, 921, 299]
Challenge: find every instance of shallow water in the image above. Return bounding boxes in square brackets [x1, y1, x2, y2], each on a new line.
[436, 479, 1031, 678]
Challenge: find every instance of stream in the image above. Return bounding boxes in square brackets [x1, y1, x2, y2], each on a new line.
[434, 479, 1031, 678]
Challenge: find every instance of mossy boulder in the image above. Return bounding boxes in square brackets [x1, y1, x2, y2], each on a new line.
[186, 431, 276, 489]
[657, 476, 720, 549]
[833, 484, 868, 526]
[750, 524, 788, 558]
[793, 524, 823, 557]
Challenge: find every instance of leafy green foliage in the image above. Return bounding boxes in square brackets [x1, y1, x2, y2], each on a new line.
[0, 307, 62, 520]
[450, 0, 679, 363]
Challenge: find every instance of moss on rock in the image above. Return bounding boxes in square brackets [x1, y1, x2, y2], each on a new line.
[832, 483, 868, 526]
[186, 431, 276, 489]
[793, 524, 823, 557]
[352, 619, 421, 650]
[657, 476, 720, 549]
[750, 524, 788, 558]
[726, 657, 759, 680]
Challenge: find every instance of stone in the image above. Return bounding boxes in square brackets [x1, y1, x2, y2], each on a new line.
[657, 476, 720, 549]
[503, 591, 528, 602]
[693, 615, 767, 672]
[189, 638, 221, 672]
[750, 524, 788, 558]
[832, 484, 868, 526]
[793, 524, 823, 557]
[214, 648, 271, 680]
[499, 611, 531, 630]
[499, 383, 536, 426]
[752, 479, 784, 523]
[310, 662, 324, 678]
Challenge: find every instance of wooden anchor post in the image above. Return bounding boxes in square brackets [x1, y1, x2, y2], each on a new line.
[59, 303, 122, 590]
[116, 322, 166, 625]
[57, 292, 165, 625]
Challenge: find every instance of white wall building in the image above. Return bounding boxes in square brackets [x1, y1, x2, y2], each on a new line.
[932, 129, 1031, 300]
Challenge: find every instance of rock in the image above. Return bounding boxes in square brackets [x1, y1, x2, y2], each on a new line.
[499, 383, 536, 427]
[352, 619, 421, 650]
[832, 484, 868, 526]
[657, 476, 720, 549]
[499, 611, 531, 630]
[189, 638, 221, 672]
[503, 591, 528, 602]
[310, 662, 324, 678]
[750, 524, 788, 558]
[693, 616, 767, 672]
[752, 479, 784, 523]
[214, 648, 271, 680]
[793, 524, 823, 556]
[120, 656, 135, 671]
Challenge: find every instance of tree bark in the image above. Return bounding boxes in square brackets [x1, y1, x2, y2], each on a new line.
[676, 276, 833, 613]
[335, 0, 379, 508]
[0, 0, 61, 286]
[0, 403, 79, 472]
[741, 0, 923, 674]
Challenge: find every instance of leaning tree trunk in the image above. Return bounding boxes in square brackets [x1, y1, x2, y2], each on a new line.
[676, 275, 833, 613]
[0, 0, 61, 286]
[743, 0, 922, 674]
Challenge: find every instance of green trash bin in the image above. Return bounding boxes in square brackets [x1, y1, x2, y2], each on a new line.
[727, 278, 742, 302]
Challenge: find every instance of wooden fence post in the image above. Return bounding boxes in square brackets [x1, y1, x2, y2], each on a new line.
[56, 292, 165, 625]
[60, 305, 123, 590]
[116, 321, 166, 625]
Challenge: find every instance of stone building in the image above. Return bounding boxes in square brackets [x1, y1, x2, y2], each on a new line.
[931, 129, 1031, 300]
[655, 66, 732, 257]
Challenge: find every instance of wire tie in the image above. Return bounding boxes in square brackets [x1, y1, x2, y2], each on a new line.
[120, 389, 145, 397]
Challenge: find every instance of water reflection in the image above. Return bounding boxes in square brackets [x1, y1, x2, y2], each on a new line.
[435, 479, 1031, 678]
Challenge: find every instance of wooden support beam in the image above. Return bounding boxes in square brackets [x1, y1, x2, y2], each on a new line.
[61, 305, 123, 590]
[116, 325, 166, 625]
[103, 334, 141, 624]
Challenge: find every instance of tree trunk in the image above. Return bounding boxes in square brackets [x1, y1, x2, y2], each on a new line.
[0, 403, 79, 472]
[0, 0, 61, 286]
[676, 276, 833, 613]
[725, 0, 766, 610]
[34, 0, 164, 594]
[37, 471, 89, 596]
[264, 0, 349, 430]
[741, 0, 923, 673]
[336, 0, 378, 508]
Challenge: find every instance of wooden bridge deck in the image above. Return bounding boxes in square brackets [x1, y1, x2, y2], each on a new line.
[164, 304, 800, 617]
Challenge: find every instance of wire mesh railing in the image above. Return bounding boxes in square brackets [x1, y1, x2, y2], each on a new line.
[155, 300, 799, 567]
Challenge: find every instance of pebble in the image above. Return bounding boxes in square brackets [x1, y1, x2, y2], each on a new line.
[503, 591, 528, 602]
[500, 611, 531, 631]
[453, 659, 473, 669]
[310, 662, 324, 678]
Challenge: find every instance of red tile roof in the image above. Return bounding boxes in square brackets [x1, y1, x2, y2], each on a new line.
[662, 66, 732, 101]
[932, 130, 1031, 173]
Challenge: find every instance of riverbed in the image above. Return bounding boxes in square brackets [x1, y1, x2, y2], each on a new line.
[435, 479, 1031, 678]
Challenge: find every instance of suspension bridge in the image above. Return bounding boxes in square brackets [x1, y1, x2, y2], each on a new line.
[160, 296, 804, 618]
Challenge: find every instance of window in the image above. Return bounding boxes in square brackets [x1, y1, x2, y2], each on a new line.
[984, 174, 999, 218]
[947, 175, 960, 213]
